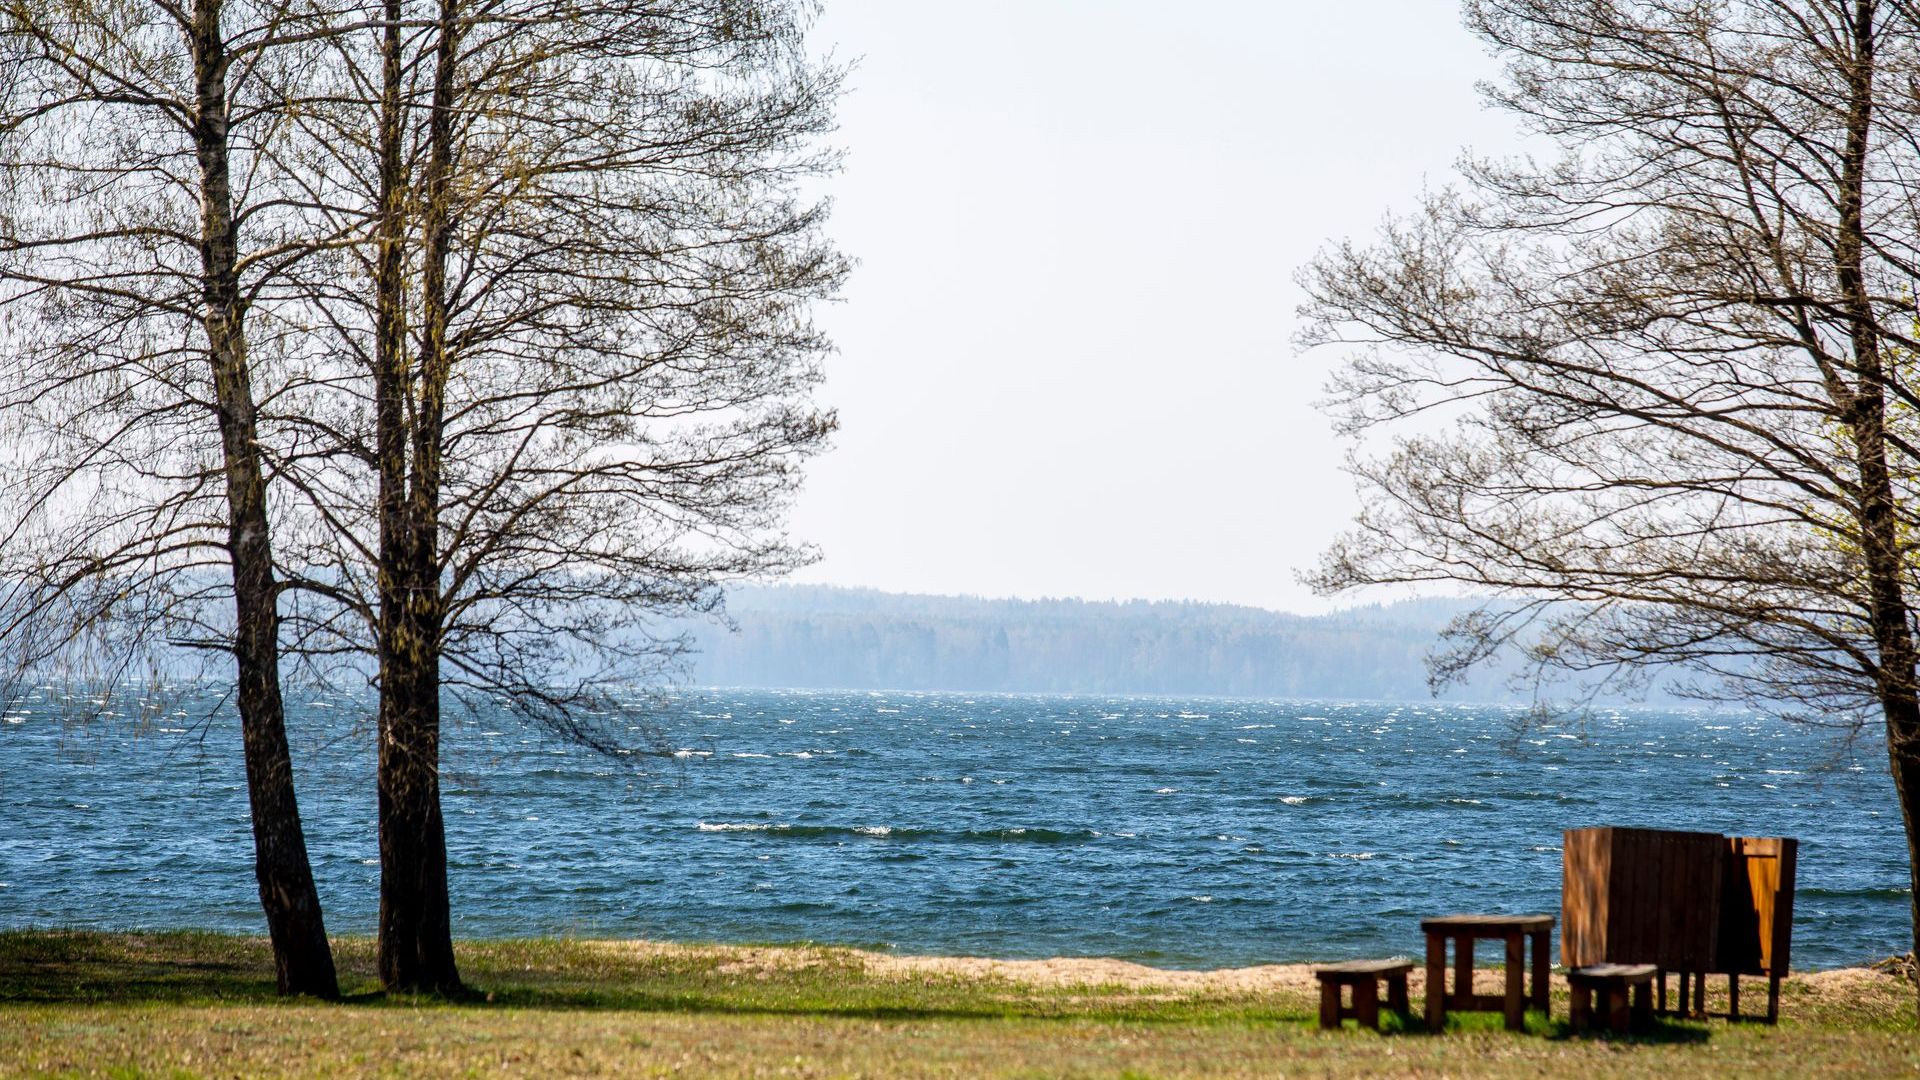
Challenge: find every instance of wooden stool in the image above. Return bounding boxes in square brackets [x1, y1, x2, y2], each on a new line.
[1314, 959, 1413, 1030]
[1568, 963, 1657, 1033]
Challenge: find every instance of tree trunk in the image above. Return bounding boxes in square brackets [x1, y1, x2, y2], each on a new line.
[376, 631, 459, 993]
[1883, 705, 1920, 1019]
[191, 0, 337, 1000]
[1833, 0, 1920, 1019]
[371, 0, 462, 994]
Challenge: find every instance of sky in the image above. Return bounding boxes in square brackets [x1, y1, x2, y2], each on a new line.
[786, 1, 1521, 614]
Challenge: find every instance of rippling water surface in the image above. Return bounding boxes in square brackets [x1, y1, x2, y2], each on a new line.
[1, 687, 1907, 968]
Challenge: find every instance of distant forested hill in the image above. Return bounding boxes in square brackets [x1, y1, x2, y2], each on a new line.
[678, 586, 1632, 702]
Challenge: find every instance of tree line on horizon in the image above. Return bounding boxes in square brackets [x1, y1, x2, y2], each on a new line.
[683, 588, 1644, 702]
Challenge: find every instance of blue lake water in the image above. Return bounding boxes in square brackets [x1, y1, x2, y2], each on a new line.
[0, 686, 1909, 968]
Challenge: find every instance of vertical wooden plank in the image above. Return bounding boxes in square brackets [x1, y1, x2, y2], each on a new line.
[1642, 829, 1668, 964]
[1770, 838, 1797, 977]
[1561, 828, 1580, 968]
[1751, 838, 1779, 971]
[1319, 979, 1339, 1029]
[1595, 828, 1612, 964]
[1680, 830, 1713, 970]
[1703, 832, 1726, 972]
[1388, 971, 1409, 1016]
[1615, 828, 1644, 961]
[1563, 828, 1609, 967]
[1719, 836, 1757, 975]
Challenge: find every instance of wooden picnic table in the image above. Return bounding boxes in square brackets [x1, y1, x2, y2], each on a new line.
[1420, 913, 1553, 1031]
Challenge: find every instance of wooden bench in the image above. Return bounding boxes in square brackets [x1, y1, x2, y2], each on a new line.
[1568, 963, 1657, 1033]
[1314, 959, 1413, 1030]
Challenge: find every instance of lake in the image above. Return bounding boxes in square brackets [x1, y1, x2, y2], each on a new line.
[1, 686, 1908, 968]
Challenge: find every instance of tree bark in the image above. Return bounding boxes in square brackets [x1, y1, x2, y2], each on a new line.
[1829, 0, 1920, 1018]
[190, 0, 338, 999]
[375, 643, 458, 993]
[372, 0, 462, 994]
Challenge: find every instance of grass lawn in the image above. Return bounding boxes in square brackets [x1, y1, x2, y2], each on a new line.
[0, 931, 1914, 1077]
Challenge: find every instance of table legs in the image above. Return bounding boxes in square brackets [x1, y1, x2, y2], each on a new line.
[1529, 929, 1549, 1013]
[1353, 977, 1380, 1029]
[1426, 933, 1446, 1031]
[1387, 970, 1410, 1016]
[1504, 931, 1525, 1030]
[1426, 929, 1549, 1032]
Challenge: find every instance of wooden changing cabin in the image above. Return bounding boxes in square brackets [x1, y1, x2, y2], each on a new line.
[1561, 826, 1797, 1023]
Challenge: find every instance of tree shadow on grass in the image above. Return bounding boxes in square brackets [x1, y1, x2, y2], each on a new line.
[0, 932, 1733, 1038]
[0, 931, 275, 1005]
[1344, 1009, 1712, 1045]
[1543, 1019, 1712, 1045]
[0, 931, 1302, 1026]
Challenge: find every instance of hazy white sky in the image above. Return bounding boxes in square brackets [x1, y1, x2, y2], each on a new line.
[787, 1, 1518, 613]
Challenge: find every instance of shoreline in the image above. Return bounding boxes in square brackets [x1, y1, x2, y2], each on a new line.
[575, 937, 1902, 996]
[14, 929, 1902, 989]
[9, 929, 1908, 1016]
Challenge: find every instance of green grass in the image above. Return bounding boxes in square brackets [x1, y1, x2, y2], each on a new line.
[0, 931, 1914, 1077]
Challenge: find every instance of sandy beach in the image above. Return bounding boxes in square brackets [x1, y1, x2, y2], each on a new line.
[579, 937, 1908, 1010]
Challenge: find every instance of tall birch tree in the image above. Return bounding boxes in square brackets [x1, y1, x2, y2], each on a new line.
[267, 0, 843, 991]
[0, 0, 356, 996]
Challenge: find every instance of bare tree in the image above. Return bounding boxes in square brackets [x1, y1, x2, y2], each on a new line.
[259, 0, 843, 991]
[0, 0, 353, 996]
[1303, 0, 1920, 1006]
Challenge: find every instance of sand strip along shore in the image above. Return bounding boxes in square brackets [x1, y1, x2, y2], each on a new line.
[579, 939, 1904, 1003]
